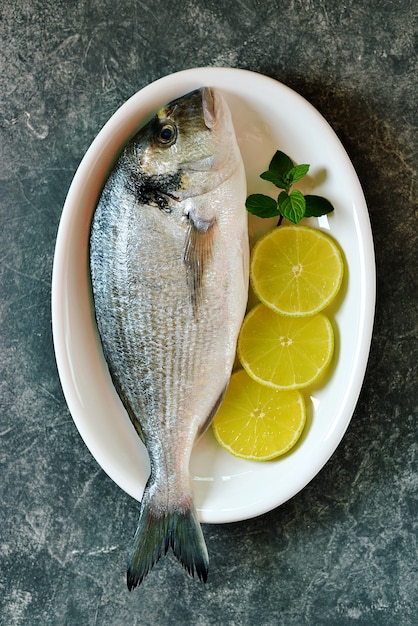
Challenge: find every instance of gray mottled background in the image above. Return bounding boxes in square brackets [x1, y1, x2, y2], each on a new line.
[1, 1, 417, 624]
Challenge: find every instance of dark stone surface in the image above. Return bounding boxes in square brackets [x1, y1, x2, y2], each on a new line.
[1, 1, 417, 624]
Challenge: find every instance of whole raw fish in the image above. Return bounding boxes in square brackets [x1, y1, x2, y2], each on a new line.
[89, 87, 248, 589]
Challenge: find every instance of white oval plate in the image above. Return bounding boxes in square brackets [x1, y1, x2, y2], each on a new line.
[52, 68, 375, 524]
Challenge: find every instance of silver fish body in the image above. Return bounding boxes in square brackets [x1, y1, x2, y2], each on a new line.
[89, 88, 248, 589]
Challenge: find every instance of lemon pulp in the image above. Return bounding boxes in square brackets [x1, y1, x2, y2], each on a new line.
[251, 225, 344, 316]
[238, 304, 334, 389]
[212, 369, 306, 461]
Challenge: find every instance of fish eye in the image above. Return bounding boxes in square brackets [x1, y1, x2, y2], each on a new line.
[157, 122, 177, 146]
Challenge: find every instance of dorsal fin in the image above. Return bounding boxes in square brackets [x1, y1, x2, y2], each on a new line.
[183, 218, 216, 316]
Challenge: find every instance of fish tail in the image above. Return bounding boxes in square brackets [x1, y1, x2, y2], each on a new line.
[127, 493, 209, 590]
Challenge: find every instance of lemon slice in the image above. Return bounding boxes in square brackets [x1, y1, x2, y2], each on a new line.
[212, 369, 306, 461]
[238, 304, 334, 389]
[251, 225, 344, 316]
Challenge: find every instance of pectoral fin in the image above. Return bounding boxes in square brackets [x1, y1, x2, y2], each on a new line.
[183, 218, 216, 315]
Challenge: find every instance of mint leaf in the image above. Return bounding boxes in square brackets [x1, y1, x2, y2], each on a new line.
[278, 190, 306, 223]
[284, 163, 310, 187]
[269, 150, 294, 175]
[260, 169, 288, 188]
[245, 148, 335, 225]
[245, 194, 280, 218]
[304, 195, 335, 217]
[260, 150, 295, 190]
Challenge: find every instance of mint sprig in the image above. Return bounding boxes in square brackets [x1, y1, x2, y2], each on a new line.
[246, 150, 334, 224]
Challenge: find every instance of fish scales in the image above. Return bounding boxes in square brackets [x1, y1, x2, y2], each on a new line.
[89, 87, 248, 588]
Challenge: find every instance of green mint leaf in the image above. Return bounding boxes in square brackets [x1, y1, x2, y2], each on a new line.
[260, 170, 288, 189]
[260, 150, 295, 190]
[245, 194, 280, 218]
[278, 190, 306, 224]
[245, 148, 335, 225]
[304, 195, 335, 217]
[284, 163, 310, 186]
[269, 150, 294, 176]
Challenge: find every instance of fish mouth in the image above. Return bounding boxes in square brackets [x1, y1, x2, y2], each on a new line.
[202, 87, 217, 130]
[182, 88, 235, 174]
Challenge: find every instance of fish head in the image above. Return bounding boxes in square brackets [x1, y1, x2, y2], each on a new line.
[120, 88, 242, 208]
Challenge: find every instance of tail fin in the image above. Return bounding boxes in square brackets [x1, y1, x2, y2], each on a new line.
[127, 495, 209, 590]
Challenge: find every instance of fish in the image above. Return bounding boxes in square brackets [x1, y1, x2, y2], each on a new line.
[89, 87, 249, 589]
